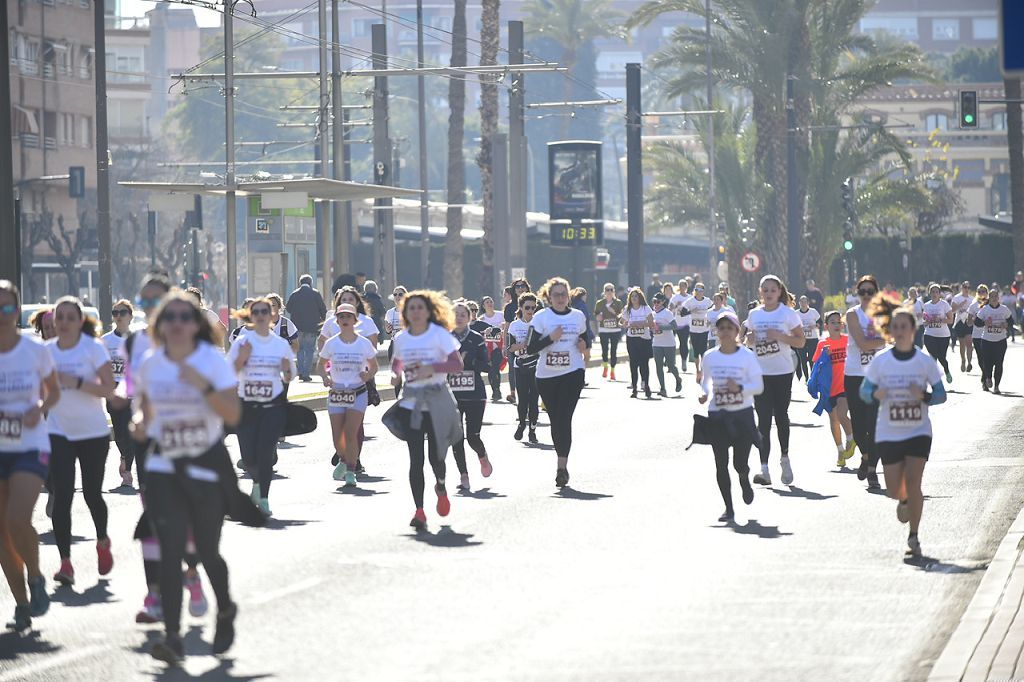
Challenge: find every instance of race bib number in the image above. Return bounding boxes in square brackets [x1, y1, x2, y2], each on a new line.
[600, 318, 619, 330]
[887, 401, 923, 427]
[860, 350, 876, 366]
[483, 328, 502, 342]
[755, 339, 781, 357]
[159, 418, 209, 457]
[111, 358, 125, 378]
[0, 413, 23, 445]
[691, 317, 707, 330]
[328, 388, 357, 406]
[627, 326, 646, 337]
[986, 322, 1005, 335]
[447, 372, 476, 392]
[713, 386, 743, 407]
[242, 380, 274, 401]
[803, 325, 818, 339]
[545, 351, 571, 368]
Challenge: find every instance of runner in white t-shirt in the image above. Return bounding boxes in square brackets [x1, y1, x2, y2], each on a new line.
[950, 281, 975, 372]
[670, 279, 692, 373]
[795, 296, 821, 381]
[620, 287, 655, 398]
[651, 294, 682, 396]
[902, 287, 925, 349]
[966, 285, 989, 386]
[687, 284, 715, 375]
[921, 283, 954, 384]
[104, 298, 135, 488]
[976, 287, 1015, 393]
[845, 275, 887, 491]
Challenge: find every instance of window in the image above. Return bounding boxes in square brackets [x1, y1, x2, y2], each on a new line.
[353, 19, 374, 37]
[932, 19, 959, 41]
[398, 10, 417, 42]
[991, 111, 1007, 130]
[429, 16, 452, 33]
[973, 18, 997, 41]
[860, 17, 918, 39]
[953, 159, 984, 186]
[595, 51, 642, 79]
[924, 113, 948, 131]
[80, 116, 92, 148]
[58, 113, 75, 145]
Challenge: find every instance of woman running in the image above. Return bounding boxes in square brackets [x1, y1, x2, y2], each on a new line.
[795, 295, 820, 380]
[450, 301, 495, 491]
[967, 285, 989, 383]
[951, 281, 974, 372]
[861, 297, 946, 558]
[745, 275, 804, 487]
[477, 296, 506, 403]
[502, 280, 532, 403]
[976, 286, 1015, 393]
[698, 310, 762, 521]
[506, 293, 540, 443]
[903, 287, 925, 349]
[317, 303, 378, 486]
[921, 283, 954, 384]
[104, 299, 135, 488]
[706, 292, 732, 350]
[133, 291, 241, 663]
[670, 279, 691, 373]
[594, 283, 624, 381]
[651, 294, 682, 397]
[687, 283, 715, 378]
[527, 278, 589, 488]
[812, 311, 856, 467]
[390, 291, 463, 529]
[0, 280, 58, 632]
[228, 297, 296, 515]
[384, 286, 407, 344]
[621, 287, 655, 399]
[320, 287, 380, 349]
[845, 275, 887, 490]
[46, 296, 116, 586]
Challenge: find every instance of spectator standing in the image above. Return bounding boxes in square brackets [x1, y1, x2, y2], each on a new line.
[363, 280, 387, 339]
[803, 279, 825, 314]
[286, 274, 327, 381]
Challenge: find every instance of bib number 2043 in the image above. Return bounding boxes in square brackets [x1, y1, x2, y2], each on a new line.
[546, 351, 571, 368]
[755, 339, 780, 357]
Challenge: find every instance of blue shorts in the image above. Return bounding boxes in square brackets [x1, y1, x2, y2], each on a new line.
[326, 388, 368, 415]
[0, 450, 49, 480]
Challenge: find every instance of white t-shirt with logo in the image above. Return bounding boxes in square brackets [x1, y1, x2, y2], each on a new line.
[102, 330, 128, 382]
[686, 296, 714, 335]
[319, 334, 377, 390]
[745, 305, 802, 376]
[228, 331, 296, 402]
[530, 307, 588, 379]
[136, 341, 238, 459]
[392, 323, 461, 408]
[0, 335, 56, 453]
[797, 308, 821, 341]
[845, 305, 882, 377]
[951, 294, 973, 324]
[903, 299, 924, 326]
[707, 305, 736, 343]
[652, 308, 676, 348]
[670, 293, 691, 328]
[865, 348, 941, 443]
[700, 345, 763, 412]
[977, 303, 1015, 343]
[922, 300, 952, 337]
[384, 307, 402, 336]
[967, 301, 986, 340]
[46, 334, 112, 441]
[623, 305, 653, 341]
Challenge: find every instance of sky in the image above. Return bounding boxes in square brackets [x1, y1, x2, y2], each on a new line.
[120, 0, 222, 27]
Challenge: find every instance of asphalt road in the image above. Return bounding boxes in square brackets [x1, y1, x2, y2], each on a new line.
[2, 344, 1024, 681]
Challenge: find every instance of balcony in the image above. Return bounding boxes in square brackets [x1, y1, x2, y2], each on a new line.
[44, 137, 57, 150]
[20, 133, 39, 148]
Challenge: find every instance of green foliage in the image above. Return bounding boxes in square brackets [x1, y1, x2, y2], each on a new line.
[949, 46, 1001, 83]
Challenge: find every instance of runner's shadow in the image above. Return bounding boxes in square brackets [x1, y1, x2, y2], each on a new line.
[995, 391, 1023, 398]
[262, 518, 318, 530]
[335, 486, 389, 497]
[37, 530, 87, 547]
[829, 468, 857, 475]
[790, 422, 822, 429]
[50, 579, 116, 608]
[405, 525, 482, 548]
[719, 518, 793, 539]
[526, 443, 556, 451]
[108, 484, 139, 495]
[0, 629, 62, 662]
[552, 487, 613, 501]
[150, 659, 272, 681]
[457, 487, 508, 500]
[276, 441, 301, 449]
[771, 486, 838, 501]
[356, 475, 390, 484]
[903, 555, 989, 573]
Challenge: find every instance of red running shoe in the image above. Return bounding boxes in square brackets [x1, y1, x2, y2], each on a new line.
[97, 538, 113, 576]
[409, 508, 427, 530]
[435, 484, 451, 517]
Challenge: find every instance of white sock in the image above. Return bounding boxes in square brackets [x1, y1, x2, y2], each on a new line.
[761, 463, 770, 475]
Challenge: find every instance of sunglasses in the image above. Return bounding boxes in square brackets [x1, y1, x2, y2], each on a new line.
[250, 307, 271, 316]
[159, 311, 196, 324]
[393, 292, 404, 297]
[522, 305, 536, 311]
[0, 304, 17, 315]
[137, 296, 162, 309]
[858, 289, 877, 296]
[112, 309, 131, 317]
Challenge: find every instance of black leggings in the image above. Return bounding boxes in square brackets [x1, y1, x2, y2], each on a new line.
[923, 334, 951, 375]
[981, 339, 1008, 387]
[515, 366, 539, 425]
[844, 375, 878, 464]
[396, 408, 446, 509]
[453, 400, 487, 475]
[973, 338, 985, 379]
[675, 327, 690, 368]
[599, 333, 620, 366]
[486, 347, 502, 397]
[753, 373, 792, 464]
[625, 336, 652, 389]
[710, 410, 755, 512]
[237, 398, 287, 496]
[146, 453, 231, 638]
[109, 403, 134, 471]
[691, 332, 709, 358]
[49, 434, 110, 558]
[794, 346, 813, 380]
[536, 369, 585, 459]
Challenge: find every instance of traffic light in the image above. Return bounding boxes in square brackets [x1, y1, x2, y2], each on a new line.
[959, 90, 978, 129]
[843, 220, 854, 251]
[841, 178, 854, 215]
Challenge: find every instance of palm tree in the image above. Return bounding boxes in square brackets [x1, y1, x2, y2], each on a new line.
[444, 0, 468, 296]
[477, 0, 501, 295]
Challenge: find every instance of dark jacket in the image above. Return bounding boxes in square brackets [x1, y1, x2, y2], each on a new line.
[571, 297, 595, 344]
[364, 291, 386, 337]
[452, 328, 490, 402]
[285, 283, 327, 333]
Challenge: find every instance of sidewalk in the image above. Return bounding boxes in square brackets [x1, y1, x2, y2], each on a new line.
[930, 502, 1024, 681]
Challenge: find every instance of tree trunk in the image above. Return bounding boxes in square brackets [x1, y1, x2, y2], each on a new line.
[790, 0, 813, 287]
[444, 0, 468, 296]
[1007, 77, 1024, 271]
[477, 0, 500, 297]
[753, 99, 789, 279]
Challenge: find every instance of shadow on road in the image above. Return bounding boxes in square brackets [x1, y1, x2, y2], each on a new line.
[355, 475, 391, 484]
[771, 486, 838, 501]
[525, 443, 556, 451]
[50, 578, 116, 608]
[262, 518, 318, 530]
[717, 518, 793, 539]
[406, 525, 482, 548]
[276, 441, 301, 449]
[135, 627, 273, 680]
[0, 629, 62, 662]
[108, 484, 139, 495]
[38, 530, 87, 547]
[334, 486, 389, 498]
[552, 487, 613, 501]
[903, 555, 989, 574]
[457, 487, 508, 500]
[790, 422, 823, 429]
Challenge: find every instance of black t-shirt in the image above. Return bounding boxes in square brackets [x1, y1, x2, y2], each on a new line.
[503, 301, 518, 323]
[805, 288, 824, 313]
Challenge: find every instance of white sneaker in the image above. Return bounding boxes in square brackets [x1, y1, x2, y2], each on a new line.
[780, 457, 794, 485]
[332, 462, 347, 481]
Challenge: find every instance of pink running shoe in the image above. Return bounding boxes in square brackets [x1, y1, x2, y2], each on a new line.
[136, 592, 162, 624]
[186, 573, 208, 617]
[53, 559, 74, 586]
[97, 538, 113, 576]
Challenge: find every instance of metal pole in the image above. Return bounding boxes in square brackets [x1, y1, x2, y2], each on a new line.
[625, 63, 644, 287]
[371, 24, 395, 292]
[786, 75, 801, 288]
[225, 2, 238, 318]
[417, 0, 430, 286]
[317, 0, 331, 295]
[94, 0, 112, 326]
[0, 2, 16, 284]
[508, 20, 527, 277]
[492, 133, 509, 297]
[331, 0, 350, 279]
[148, 210, 156, 265]
[705, 0, 717, 286]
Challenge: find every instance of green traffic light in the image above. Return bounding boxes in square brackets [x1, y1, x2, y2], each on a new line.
[964, 114, 974, 124]
[843, 240, 854, 251]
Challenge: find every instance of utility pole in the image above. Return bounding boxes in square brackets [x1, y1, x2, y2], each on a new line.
[625, 63, 643, 287]
[317, 0, 331, 294]
[331, 0, 350, 278]
[786, 75, 801, 289]
[705, 0, 717, 286]
[492, 133, 509, 295]
[508, 20, 527, 279]
[94, 0, 112, 327]
[416, 0, 430, 286]
[0, 1, 17, 284]
[371, 24, 396, 292]
[225, 1, 238, 317]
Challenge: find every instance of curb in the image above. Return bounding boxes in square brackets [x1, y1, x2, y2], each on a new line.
[928, 502, 1024, 681]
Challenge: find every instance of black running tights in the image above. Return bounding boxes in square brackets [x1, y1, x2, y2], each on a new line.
[844, 375, 878, 466]
[237, 399, 287, 496]
[675, 327, 690, 368]
[536, 369, 585, 459]
[397, 409, 446, 509]
[599, 333, 620, 366]
[753, 373, 792, 464]
[982, 339, 1007, 387]
[923, 334, 951, 376]
[49, 434, 110, 558]
[712, 431, 753, 513]
[626, 336, 652, 389]
[453, 400, 486, 475]
[515, 366, 539, 425]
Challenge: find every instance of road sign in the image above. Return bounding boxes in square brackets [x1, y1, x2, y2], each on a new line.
[595, 247, 610, 270]
[740, 252, 761, 273]
[69, 166, 85, 198]
[1001, 0, 1024, 77]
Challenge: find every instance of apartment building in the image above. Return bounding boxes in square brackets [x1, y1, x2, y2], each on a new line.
[860, 0, 999, 54]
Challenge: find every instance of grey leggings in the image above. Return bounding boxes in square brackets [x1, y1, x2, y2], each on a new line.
[653, 346, 680, 391]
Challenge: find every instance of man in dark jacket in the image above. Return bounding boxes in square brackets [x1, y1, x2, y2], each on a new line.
[286, 274, 327, 380]
[363, 280, 387, 339]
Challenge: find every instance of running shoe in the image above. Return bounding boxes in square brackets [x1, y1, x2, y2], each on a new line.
[602, 364, 608, 378]
[960, 360, 966, 373]
[610, 369, 616, 381]
[356, 460, 365, 475]
[136, 592, 163, 623]
[857, 456, 869, 481]
[249, 482, 261, 505]
[740, 477, 754, 505]
[528, 426, 538, 444]
[186, 574, 208, 617]
[907, 534, 922, 557]
[718, 509, 735, 522]
[514, 422, 526, 441]
[945, 370, 953, 384]
[258, 498, 272, 517]
[151, 634, 185, 664]
[458, 473, 471, 491]
[867, 472, 881, 491]
[643, 383, 652, 399]
[555, 468, 570, 488]
[480, 456, 493, 478]
[435, 484, 451, 517]
[121, 471, 133, 488]
[983, 382, 990, 392]
[332, 461, 347, 481]
[492, 391, 502, 402]
[780, 457, 794, 485]
[410, 508, 427, 530]
[896, 500, 910, 524]
[675, 375, 683, 393]
[994, 385, 1002, 395]
[5, 604, 31, 633]
[752, 470, 771, 486]
[53, 559, 74, 586]
[97, 538, 114, 576]
[507, 393, 516, 403]
[28, 575, 49, 617]
[212, 603, 237, 655]
[658, 388, 668, 398]
[331, 452, 340, 466]
[967, 362, 973, 372]
[844, 438, 857, 461]
[344, 471, 357, 488]
[630, 388, 638, 399]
